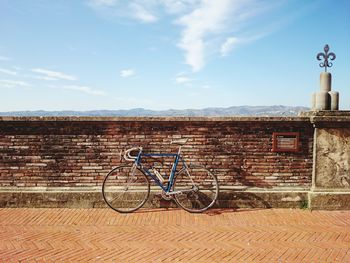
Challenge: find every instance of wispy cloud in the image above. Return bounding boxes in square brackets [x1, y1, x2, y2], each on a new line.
[88, 0, 199, 23]
[32, 68, 77, 81]
[176, 0, 233, 71]
[220, 32, 269, 57]
[175, 73, 193, 84]
[90, 0, 117, 7]
[0, 79, 31, 88]
[0, 56, 12, 61]
[162, 0, 200, 14]
[88, 0, 158, 23]
[120, 69, 136, 78]
[220, 37, 241, 57]
[115, 96, 153, 106]
[0, 68, 17, 76]
[129, 2, 158, 23]
[176, 0, 272, 71]
[62, 85, 106, 96]
[88, 0, 283, 71]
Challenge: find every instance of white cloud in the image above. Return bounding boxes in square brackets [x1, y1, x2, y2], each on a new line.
[115, 96, 153, 106]
[120, 69, 136, 78]
[35, 76, 61, 81]
[176, 0, 234, 71]
[220, 33, 269, 56]
[32, 68, 77, 81]
[220, 37, 241, 56]
[88, 0, 159, 23]
[0, 79, 31, 88]
[130, 3, 158, 23]
[63, 85, 106, 96]
[162, 0, 200, 14]
[0, 68, 17, 76]
[88, 0, 279, 71]
[175, 73, 193, 84]
[0, 56, 12, 61]
[175, 0, 267, 71]
[88, 0, 199, 23]
[90, 0, 117, 7]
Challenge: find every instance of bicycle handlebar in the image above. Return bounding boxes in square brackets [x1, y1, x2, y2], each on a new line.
[124, 147, 142, 161]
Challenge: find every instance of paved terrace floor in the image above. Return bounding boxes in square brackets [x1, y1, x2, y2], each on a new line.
[0, 208, 349, 262]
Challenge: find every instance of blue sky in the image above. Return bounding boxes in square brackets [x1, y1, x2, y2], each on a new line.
[0, 0, 349, 111]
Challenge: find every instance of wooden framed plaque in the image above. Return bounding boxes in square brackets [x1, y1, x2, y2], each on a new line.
[272, 132, 300, 152]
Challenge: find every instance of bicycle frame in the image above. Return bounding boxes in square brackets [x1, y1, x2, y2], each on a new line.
[134, 151, 187, 193]
[103, 142, 219, 213]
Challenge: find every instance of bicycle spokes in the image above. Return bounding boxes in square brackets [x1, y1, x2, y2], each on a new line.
[102, 165, 150, 213]
[173, 166, 219, 213]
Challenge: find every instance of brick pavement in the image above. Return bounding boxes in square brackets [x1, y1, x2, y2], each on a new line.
[0, 208, 349, 262]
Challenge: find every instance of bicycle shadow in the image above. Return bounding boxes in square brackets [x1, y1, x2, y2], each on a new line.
[203, 207, 269, 216]
[133, 207, 269, 215]
[133, 207, 182, 214]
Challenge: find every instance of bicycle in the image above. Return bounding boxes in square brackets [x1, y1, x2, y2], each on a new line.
[102, 139, 219, 213]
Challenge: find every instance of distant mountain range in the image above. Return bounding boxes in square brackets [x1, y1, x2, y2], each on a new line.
[0, 106, 309, 117]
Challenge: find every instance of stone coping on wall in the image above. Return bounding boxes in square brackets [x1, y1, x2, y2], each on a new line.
[0, 116, 310, 122]
[299, 110, 350, 117]
[299, 110, 350, 123]
[1, 113, 349, 122]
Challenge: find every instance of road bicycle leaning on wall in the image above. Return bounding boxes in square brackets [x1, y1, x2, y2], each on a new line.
[102, 139, 219, 213]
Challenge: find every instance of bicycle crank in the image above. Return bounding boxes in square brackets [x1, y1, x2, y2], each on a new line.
[161, 191, 173, 201]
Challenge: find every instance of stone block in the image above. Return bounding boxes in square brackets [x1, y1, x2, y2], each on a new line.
[329, 91, 339, 110]
[314, 128, 350, 189]
[315, 91, 330, 110]
[309, 192, 350, 210]
[0, 188, 309, 209]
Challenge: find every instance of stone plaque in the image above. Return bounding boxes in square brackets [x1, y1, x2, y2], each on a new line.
[272, 132, 299, 152]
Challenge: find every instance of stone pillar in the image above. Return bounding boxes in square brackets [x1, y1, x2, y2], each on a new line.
[302, 111, 350, 210]
[320, 72, 331, 92]
[329, 91, 339, 110]
[315, 91, 330, 110]
[312, 72, 340, 111]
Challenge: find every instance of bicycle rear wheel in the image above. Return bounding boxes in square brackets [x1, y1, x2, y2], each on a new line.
[102, 165, 150, 213]
[173, 164, 219, 213]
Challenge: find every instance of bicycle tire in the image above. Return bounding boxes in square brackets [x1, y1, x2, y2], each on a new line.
[173, 164, 219, 213]
[102, 165, 150, 213]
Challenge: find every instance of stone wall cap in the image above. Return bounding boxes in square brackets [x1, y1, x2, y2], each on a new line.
[299, 111, 350, 124]
[0, 116, 310, 122]
[299, 110, 350, 117]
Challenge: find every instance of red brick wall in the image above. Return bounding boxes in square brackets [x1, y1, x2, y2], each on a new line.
[0, 118, 314, 188]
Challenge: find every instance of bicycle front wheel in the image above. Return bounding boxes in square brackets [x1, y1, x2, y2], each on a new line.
[173, 164, 219, 213]
[102, 165, 150, 213]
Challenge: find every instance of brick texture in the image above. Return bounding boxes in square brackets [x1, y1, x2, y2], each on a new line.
[0, 120, 313, 188]
[0, 208, 349, 262]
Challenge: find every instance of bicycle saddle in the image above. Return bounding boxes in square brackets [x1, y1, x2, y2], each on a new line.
[170, 138, 188, 145]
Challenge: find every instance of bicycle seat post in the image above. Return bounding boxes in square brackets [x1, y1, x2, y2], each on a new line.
[177, 145, 182, 156]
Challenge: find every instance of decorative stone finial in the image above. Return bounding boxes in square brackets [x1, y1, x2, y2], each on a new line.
[316, 44, 336, 72]
[312, 44, 339, 111]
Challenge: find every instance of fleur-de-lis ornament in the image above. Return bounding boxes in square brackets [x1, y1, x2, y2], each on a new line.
[316, 44, 336, 72]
